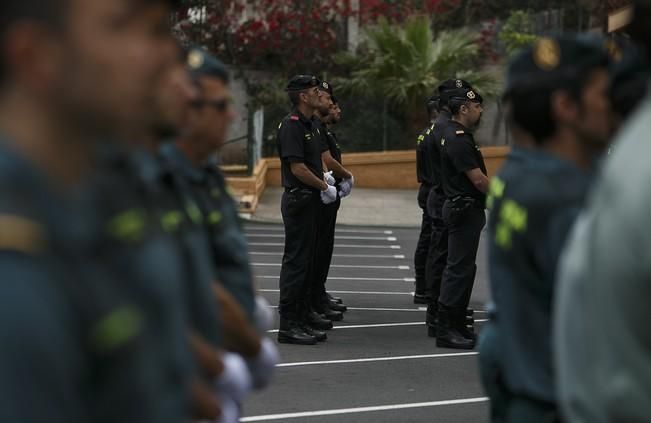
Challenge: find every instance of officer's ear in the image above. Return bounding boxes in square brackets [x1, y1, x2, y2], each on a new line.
[550, 90, 579, 128]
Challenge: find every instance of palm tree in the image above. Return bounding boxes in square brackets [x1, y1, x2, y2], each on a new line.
[334, 16, 499, 146]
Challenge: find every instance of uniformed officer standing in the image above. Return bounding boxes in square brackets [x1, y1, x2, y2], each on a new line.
[312, 81, 352, 317]
[480, 36, 611, 422]
[413, 95, 439, 304]
[277, 75, 338, 345]
[437, 86, 487, 350]
[0, 0, 189, 422]
[424, 79, 474, 335]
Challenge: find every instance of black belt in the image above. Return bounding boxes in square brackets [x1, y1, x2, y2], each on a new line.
[284, 186, 316, 194]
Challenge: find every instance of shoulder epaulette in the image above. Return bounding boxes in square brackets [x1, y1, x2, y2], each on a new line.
[0, 214, 45, 254]
[456, 130, 465, 135]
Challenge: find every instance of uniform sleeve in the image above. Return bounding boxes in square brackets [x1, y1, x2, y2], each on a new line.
[0, 252, 86, 423]
[447, 135, 481, 173]
[278, 121, 306, 163]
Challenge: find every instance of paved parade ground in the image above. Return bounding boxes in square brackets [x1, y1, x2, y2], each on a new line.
[241, 221, 491, 422]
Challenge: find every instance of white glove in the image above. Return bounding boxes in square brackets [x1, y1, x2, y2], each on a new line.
[324, 171, 336, 186]
[338, 178, 353, 198]
[215, 353, 253, 403]
[247, 337, 280, 390]
[253, 295, 275, 334]
[320, 185, 337, 204]
[216, 395, 240, 423]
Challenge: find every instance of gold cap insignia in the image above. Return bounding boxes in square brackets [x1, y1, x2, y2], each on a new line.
[605, 40, 623, 63]
[187, 50, 204, 69]
[533, 38, 561, 71]
[455, 80, 463, 88]
[467, 90, 476, 100]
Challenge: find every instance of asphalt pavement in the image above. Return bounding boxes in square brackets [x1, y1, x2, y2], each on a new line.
[241, 221, 491, 423]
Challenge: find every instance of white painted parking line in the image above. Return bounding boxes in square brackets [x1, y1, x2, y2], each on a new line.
[258, 289, 413, 295]
[277, 352, 478, 367]
[256, 275, 416, 282]
[249, 252, 407, 259]
[248, 242, 401, 249]
[251, 263, 410, 270]
[240, 397, 490, 421]
[268, 322, 425, 333]
[245, 227, 394, 235]
[267, 305, 424, 312]
[247, 234, 398, 241]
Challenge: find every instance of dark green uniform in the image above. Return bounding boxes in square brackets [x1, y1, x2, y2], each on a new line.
[159, 142, 256, 320]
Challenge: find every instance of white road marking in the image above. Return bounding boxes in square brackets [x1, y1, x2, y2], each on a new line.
[251, 263, 410, 270]
[268, 322, 425, 333]
[240, 397, 490, 421]
[267, 305, 426, 312]
[249, 252, 406, 259]
[257, 289, 414, 295]
[245, 226, 394, 235]
[277, 352, 479, 367]
[256, 275, 416, 282]
[248, 243, 401, 249]
[246, 234, 398, 241]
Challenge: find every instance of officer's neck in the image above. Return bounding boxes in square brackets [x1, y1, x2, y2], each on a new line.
[0, 89, 93, 189]
[451, 115, 471, 129]
[176, 137, 209, 167]
[542, 129, 598, 171]
[296, 102, 315, 120]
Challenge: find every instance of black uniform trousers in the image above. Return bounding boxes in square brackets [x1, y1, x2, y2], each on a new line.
[279, 188, 320, 321]
[425, 188, 448, 305]
[439, 199, 486, 309]
[414, 183, 433, 295]
[311, 197, 341, 308]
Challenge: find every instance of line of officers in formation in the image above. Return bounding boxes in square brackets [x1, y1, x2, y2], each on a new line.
[415, 3, 651, 423]
[0, 1, 279, 422]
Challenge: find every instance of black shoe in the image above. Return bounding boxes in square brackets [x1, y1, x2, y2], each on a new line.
[435, 305, 475, 350]
[306, 311, 334, 330]
[327, 292, 343, 304]
[466, 308, 474, 317]
[328, 301, 348, 313]
[301, 324, 327, 342]
[413, 294, 430, 304]
[321, 308, 344, 322]
[277, 319, 317, 345]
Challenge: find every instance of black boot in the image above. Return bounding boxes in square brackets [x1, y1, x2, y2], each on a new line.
[278, 318, 317, 345]
[328, 301, 348, 313]
[327, 292, 343, 304]
[435, 305, 475, 350]
[321, 308, 344, 322]
[413, 293, 431, 304]
[301, 324, 327, 342]
[306, 311, 334, 330]
[426, 303, 438, 338]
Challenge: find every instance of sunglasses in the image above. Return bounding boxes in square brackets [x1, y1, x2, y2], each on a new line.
[191, 97, 233, 112]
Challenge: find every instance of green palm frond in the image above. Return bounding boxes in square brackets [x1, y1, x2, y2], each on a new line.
[334, 17, 498, 109]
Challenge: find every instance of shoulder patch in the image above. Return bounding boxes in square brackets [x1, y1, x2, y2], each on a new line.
[290, 115, 299, 121]
[0, 214, 45, 254]
[425, 129, 431, 135]
[456, 130, 465, 135]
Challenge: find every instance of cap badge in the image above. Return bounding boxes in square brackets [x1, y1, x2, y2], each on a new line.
[455, 80, 463, 88]
[533, 38, 560, 71]
[605, 40, 623, 63]
[187, 50, 204, 69]
[322, 82, 329, 90]
[467, 90, 476, 100]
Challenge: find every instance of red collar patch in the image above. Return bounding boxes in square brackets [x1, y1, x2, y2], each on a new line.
[290, 115, 299, 121]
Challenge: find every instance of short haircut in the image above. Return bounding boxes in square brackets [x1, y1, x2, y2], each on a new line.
[449, 99, 471, 116]
[288, 89, 309, 107]
[507, 69, 599, 144]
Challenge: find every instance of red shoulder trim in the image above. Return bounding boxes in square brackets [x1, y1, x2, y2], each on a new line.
[290, 115, 299, 121]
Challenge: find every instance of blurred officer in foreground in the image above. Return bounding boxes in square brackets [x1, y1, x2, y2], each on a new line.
[277, 75, 337, 345]
[436, 86, 487, 350]
[425, 79, 475, 337]
[0, 0, 186, 422]
[554, 2, 651, 421]
[413, 94, 439, 304]
[311, 80, 350, 322]
[159, 48, 280, 420]
[480, 35, 611, 422]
